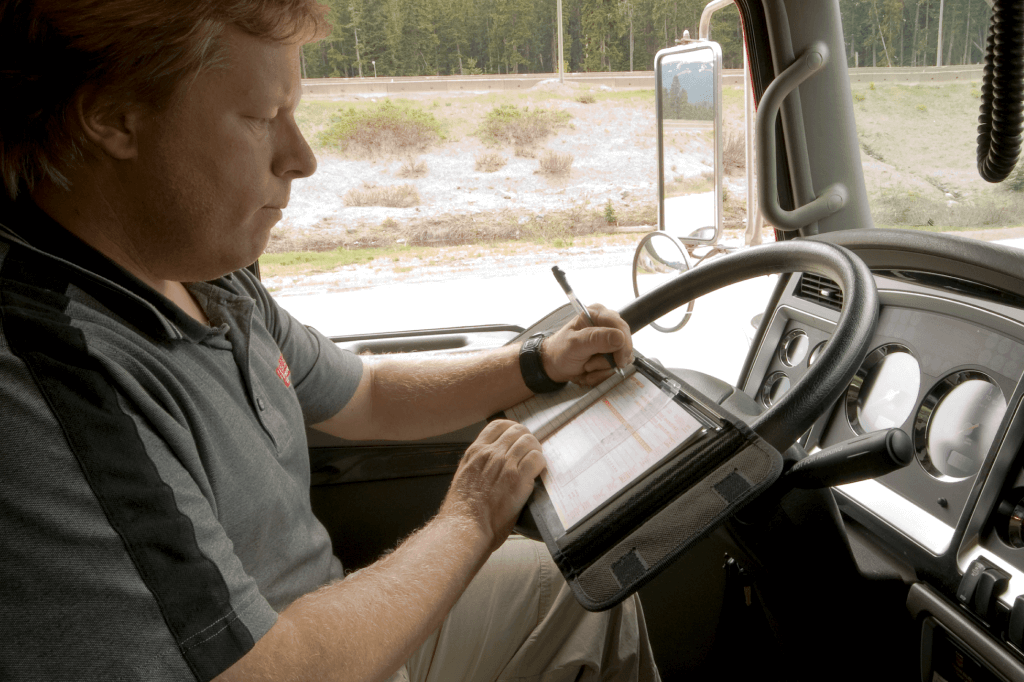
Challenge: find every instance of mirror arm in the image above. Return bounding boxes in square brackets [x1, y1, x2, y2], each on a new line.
[756, 42, 848, 232]
[699, 0, 734, 40]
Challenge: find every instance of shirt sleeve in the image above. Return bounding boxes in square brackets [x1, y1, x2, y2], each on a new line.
[224, 268, 364, 425]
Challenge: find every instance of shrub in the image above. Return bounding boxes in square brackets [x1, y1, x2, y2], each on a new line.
[603, 199, 617, 224]
[477, 104, 572, 149]
[317, 100, 445, 155]
[538, 150, 574, 175]
[577, 93, 597, 104]
[475, 152, 507, 172]
[665, 171, 714, 196]
[514, 145, 536, 158]
[723, 132, 745, 175]
[398, 157, 428, 178]
[344, 183, 421, 208]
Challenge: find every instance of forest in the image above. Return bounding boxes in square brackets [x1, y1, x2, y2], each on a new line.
[301, 0, 995, 79]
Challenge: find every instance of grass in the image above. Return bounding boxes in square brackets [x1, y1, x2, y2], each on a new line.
[260, 247, 384, 273]
[343, 183, 421, 208]
[317, 100, 446, 155]
[474, 152, 507, 172]
[397, 157, 428, 178]
[266, 199, 656, 255]
[722, 132, 744, 175]
[665, 171, 715, 197]
[538, 150, 573, 175]
[260, 233, 641, 279]
[476, 104, 573, 149]
[851, 80, 1024, 230]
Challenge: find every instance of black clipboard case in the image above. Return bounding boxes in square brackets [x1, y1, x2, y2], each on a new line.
[515, 357, 783, 611]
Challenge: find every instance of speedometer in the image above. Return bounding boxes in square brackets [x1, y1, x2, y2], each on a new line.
[846, 344, 921, 434]
[915, 371, 1007, 481]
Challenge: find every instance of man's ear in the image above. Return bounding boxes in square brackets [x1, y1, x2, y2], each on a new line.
[74, 90, 142, 161]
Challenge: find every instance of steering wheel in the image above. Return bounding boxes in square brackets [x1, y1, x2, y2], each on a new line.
[618, 239, 878, 454]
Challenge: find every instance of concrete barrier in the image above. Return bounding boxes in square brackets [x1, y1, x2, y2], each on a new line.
[301, 65, 982, 97]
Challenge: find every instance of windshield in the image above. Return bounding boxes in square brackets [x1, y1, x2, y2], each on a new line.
[266, 2, 769, 383]
[839, 0, 1024, 242]
[266, 0, 1021, 385]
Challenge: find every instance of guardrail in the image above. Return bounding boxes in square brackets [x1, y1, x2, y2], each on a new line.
[301, 65, 984, 97]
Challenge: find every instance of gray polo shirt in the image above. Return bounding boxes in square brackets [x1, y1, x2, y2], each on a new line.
[0, 198, 363, 681]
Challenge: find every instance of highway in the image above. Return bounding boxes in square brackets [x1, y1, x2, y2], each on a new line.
[301, 65, 982, 97]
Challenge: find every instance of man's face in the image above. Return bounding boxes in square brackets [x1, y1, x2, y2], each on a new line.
[121, 26, 316, 283]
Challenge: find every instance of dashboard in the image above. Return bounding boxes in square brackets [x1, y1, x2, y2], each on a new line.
[739, 229, 1024, 680]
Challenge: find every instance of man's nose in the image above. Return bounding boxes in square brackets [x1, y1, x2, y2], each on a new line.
[274, 116, 317, 180]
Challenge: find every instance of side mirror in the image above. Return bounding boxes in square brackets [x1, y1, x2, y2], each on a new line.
[655, 41, 723, 246]
[631, 231, 693, 333]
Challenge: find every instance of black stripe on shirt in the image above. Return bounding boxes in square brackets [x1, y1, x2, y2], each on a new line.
[1, 248, 256, 681]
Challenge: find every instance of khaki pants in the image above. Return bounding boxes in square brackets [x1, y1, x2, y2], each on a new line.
[389, 535, 661, 682]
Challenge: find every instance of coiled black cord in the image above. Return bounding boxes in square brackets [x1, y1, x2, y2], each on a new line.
[977, 0, 1024, 183]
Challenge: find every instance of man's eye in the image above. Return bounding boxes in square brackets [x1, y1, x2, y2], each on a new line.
[247, 116, 273, 129]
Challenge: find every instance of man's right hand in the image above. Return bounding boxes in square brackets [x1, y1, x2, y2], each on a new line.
[439, 420, 547, 554]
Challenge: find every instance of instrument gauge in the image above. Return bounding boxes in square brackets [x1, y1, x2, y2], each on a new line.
[779, 330, 810, 367]
[846, 344, 921, 434]
[761, 372, 791, 408]
[807, 341, 827, 366]
[915, 371, 1006, 481]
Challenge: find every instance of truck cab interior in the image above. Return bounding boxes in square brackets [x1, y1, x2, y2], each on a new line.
[299, 1, 1024, 680]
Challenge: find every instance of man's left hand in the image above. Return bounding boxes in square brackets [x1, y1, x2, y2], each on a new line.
[541, 304, 633, 387]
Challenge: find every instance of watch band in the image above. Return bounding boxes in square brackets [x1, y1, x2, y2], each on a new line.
[519, 333, 567, 394]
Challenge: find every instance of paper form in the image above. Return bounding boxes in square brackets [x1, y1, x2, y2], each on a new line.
[538, 371, 704, 530]
[506, 365, 637, 441]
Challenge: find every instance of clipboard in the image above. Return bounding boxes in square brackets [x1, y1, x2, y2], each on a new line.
[510, 354, 783, 611]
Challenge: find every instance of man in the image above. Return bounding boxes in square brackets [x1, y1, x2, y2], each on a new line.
[0, 2, 660, 680]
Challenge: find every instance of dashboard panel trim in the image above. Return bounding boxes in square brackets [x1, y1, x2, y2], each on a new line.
[836, 479, 954, 555]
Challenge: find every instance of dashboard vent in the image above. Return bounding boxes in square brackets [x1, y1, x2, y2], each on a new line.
[797, 273, 843, 311]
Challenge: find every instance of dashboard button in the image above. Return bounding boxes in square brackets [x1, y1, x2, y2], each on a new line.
[973, 567, 1011, 623]
[1009, 595, 1024, 649]
[957, 560, 989, 605]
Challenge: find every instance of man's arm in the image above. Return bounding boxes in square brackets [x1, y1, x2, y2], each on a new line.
[312, 304, 633, 441]
[215, 419, 546, 682]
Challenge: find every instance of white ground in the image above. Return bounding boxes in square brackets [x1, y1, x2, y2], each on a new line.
[267, 82, 757, 297]
[277, 83, 662, 245]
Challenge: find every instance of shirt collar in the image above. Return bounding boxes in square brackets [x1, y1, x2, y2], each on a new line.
[0, 193, 220, 343]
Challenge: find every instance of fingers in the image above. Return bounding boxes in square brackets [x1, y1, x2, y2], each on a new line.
[569, 326, 630, 371]
[475, 418, 517, 445]
[586, 305, 634, 367]
[494, 421, 543, 465]
[575, 368, 616, 387]
[562, 307, 633, 366]
[474, 420, 544, 473]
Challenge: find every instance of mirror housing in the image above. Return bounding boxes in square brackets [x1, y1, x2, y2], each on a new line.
[631, 231, 693, 333]
[655, 41, 723, 246]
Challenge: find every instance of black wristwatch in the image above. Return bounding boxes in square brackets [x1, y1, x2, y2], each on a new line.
[519, 332, 567, 394]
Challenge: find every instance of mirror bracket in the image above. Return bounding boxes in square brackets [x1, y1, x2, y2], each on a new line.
[756, 42, 848, 232]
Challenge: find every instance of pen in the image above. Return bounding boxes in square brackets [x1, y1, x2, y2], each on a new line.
[551, 265, 623, 376]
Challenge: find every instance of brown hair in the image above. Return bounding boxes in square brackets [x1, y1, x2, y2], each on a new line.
[0, 0, 330, 199]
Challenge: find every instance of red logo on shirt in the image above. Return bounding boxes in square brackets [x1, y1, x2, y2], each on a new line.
[276, 354, 292, 387]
